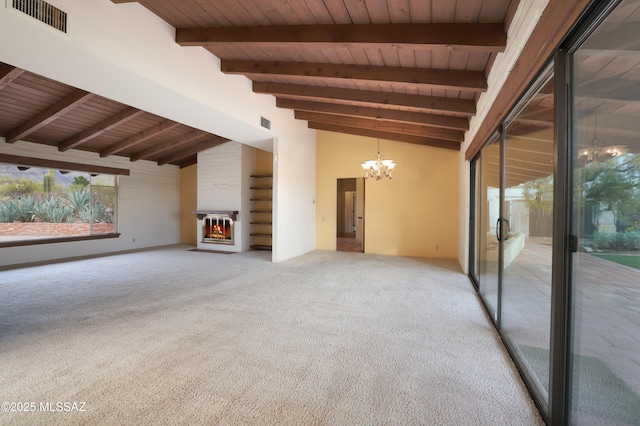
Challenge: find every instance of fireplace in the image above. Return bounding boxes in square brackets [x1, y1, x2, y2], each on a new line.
[194, 210, 238, 245]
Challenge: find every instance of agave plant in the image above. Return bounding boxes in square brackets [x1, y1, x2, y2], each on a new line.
[0, 199, 17, 223]
[34, 197, 73, 223]
[67, 188, 90, 214]
[14, 195, 36, 222]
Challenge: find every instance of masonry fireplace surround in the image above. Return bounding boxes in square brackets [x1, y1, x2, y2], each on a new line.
[194, 210, 238, 245]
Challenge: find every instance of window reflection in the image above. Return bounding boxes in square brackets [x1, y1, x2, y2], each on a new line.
[571, 0, 640, 423]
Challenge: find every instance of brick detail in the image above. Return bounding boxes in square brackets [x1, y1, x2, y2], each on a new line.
[0, 222, 115, 237]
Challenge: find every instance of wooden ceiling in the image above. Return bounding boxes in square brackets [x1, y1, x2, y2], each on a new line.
[0, 62, 228, 168]
[0, 0, 523, 166]
[108, 0, 521, 153]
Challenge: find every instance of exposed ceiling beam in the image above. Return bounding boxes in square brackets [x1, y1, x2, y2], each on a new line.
[0, 63, 25, 90]
[276, 98, 469, 130]
[156, 139, 227, 166]
[58, 108, 145, 152]
[221, 60, 487, 92]
[310, 122, 460, 151]
[129, 129, 209, 162]
[253, 82, 476, 116]
[294, 111, 464, 142]
[100, 119, 181, 157]
[177, 23, 506, 53]
[176, 156, 197, 169]
[5, 90, 95, 144]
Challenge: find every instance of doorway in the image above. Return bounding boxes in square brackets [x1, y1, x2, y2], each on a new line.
[336, 178, 364, 252]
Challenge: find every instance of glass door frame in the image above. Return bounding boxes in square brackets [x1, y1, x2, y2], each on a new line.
[469, 1, 630, 424]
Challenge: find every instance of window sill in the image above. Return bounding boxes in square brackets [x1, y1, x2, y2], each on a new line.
[0, 233, 120, 248]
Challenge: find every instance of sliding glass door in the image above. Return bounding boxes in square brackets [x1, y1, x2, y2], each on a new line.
[569, 1, 640, 422]
[501, 66, 554, 407]
[477, 138, 501, 323]
[470, 0, 640, 422]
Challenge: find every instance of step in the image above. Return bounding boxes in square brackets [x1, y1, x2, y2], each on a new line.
[250, 186, 273, 190]
[250, 175, 273, 178]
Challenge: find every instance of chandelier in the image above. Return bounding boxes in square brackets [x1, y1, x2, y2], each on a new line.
[578, 114, 628, 162]
[361, 119, 396, 180]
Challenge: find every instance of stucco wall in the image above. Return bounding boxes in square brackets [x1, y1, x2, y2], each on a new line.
[316, 130, 458, 259]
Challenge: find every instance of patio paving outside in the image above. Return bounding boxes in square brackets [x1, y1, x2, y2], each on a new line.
[499, 236, 640, 422]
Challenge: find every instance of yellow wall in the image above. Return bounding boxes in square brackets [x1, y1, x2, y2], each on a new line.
[180, 164, 197, 245]
[256, 148, 273, 175]
[316, 130, 458, 258]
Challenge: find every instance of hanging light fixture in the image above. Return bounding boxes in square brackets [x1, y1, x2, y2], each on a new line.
[579, 113, 628, 162]
[361, 118, 396, 180]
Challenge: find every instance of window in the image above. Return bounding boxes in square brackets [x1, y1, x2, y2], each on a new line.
[0, 163, 118, 243]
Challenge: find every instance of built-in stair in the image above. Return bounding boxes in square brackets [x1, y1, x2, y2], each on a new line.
[249, 174, 272, 251]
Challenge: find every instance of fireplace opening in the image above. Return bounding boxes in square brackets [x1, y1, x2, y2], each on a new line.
[202, 214, 234, 244]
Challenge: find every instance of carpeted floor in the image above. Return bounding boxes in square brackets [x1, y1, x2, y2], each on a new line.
[0, 245, 543, 425]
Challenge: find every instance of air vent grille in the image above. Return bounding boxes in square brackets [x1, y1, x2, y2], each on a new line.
[260, 117, 271, 130]
[12, 0, 68, 33]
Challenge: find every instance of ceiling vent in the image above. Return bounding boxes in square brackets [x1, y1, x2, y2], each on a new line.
[260, 116, 271, 130]
[11, 0, 68, 33]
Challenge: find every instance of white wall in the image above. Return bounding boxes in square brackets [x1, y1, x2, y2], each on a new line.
[273, 127, 316, 263]
[0, 0, 317, 263]
[0, 140, 179, 267]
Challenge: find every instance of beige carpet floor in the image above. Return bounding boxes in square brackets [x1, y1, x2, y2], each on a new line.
[0, 245, 543, 425]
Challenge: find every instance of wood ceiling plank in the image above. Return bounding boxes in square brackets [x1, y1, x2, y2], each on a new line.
[100, 119, 182, 157]
[276, 98, 469, 130]
[129, 129, 210, 161]
[344, 0, 371, 24]
[5, 90, 94, 144]
[294, 110, 464, 141]
[223, 60, 487, 92]
[229, 0, 274, 26]
[456, 0, 482, 23]
[156, 138, 228, 166]
[320, 0, 352, 24]
[366, 0, 391, 23]
[0, 64, 25, 90]
[254, 81, 476, 115]
[388, 0, 412, 23]
[310, 121, 460, 151]
[58, 108, 145, 152]
[176, 23, 506, 52]
[300, 0, 334, 24]
[408, 0, 432, 23]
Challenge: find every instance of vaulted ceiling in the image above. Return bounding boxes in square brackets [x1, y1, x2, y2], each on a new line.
[1, 0, 522, 167]
[113, 0, 519, 152]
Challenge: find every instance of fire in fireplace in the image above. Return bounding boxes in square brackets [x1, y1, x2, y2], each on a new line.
[202, 214, 234, 244]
